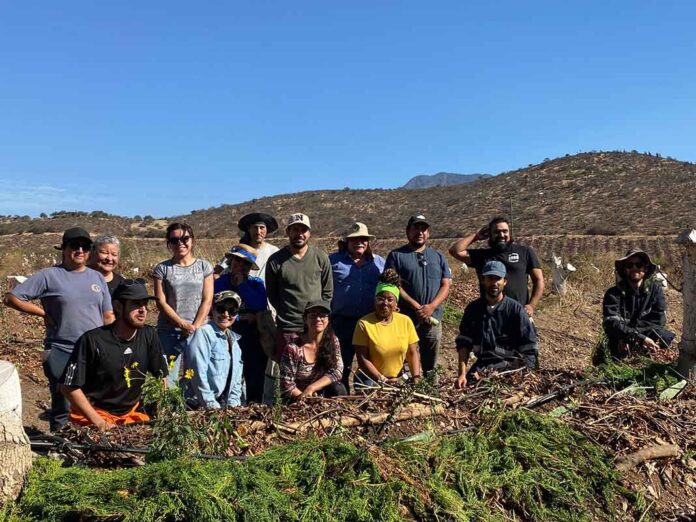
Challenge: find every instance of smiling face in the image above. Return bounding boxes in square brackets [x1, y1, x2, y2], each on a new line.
[305, 307, 329, 334]
[406, 223, 429, 248]
[167, 228, 193, 259]
[90, 242, 120, 276]
[347, 237, 369, 258]
[229, 255, 252, 277]
[374, 291, 398, 320]
[287, 224, 310, 249]
[212, 303, 237, 330]
[623, 255, 647, 285]
[63, 240, 91, 269]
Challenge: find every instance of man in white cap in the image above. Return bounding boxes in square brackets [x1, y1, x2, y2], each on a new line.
[329, 222, 385, 390]
[264, 213, 333, 402]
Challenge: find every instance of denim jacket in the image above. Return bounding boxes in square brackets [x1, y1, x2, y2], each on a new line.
[184, 323, 243, 409]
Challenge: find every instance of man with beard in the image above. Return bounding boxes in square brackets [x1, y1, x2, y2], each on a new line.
[385, 214, 451, 376]
[454, 261, 538, 389]
[264, 213, 333, 401]
[449, 217, 544, 318]
[60, 279, 168, 430]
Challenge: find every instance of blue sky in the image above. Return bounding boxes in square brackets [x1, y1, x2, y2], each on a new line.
[1, 1, 695, 217]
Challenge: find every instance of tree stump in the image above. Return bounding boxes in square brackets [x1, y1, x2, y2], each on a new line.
[0, 361, 32, 503]
[676, 230, 696, 381]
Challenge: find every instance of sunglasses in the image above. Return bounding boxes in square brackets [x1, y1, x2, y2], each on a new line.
[66, 240, 92, 251]
[625, 262, 645, 269]
[417, 253, 428, 267]
[214, 304, 238, 315]
[167, 236, 191, 245]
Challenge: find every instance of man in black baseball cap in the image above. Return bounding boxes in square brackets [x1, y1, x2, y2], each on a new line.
[61, 279, 168, 429]
[54, 227, 93, 250]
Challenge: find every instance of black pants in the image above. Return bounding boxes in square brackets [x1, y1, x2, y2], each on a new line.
[42, 348, 72, 431]
[233, 320, 268, 403]
[331, 315, 361, 392]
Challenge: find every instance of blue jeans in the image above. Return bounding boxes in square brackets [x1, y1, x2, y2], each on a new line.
[158, 329, 188, 388]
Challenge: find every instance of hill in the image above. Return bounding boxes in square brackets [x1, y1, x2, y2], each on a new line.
[401, 171, 490, 189]
[1, 151, 695, 238]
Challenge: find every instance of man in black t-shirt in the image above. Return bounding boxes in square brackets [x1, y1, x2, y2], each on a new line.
[449, 217, 545, 318]
[61, 279, 168, 430]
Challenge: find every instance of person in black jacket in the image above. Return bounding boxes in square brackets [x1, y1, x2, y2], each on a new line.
[455, 260, 538, 388]
[600, 249, 675, 362]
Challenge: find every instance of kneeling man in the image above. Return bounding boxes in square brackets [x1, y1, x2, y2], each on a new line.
[455, 261, 538, 388]
[61, 279, 168, 429]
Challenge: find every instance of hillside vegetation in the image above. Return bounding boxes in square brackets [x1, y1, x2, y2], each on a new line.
[1, 151, 694, 238]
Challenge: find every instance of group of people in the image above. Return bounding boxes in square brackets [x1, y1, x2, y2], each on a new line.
[3, 212, 675, 431]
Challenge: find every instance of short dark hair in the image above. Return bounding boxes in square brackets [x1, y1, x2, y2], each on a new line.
[488, 216, 511, 234]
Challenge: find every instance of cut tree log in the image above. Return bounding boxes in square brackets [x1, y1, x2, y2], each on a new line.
[676, 229, 696, 381]
[615, 444, 682, 472]
[0, 361, 33, 503]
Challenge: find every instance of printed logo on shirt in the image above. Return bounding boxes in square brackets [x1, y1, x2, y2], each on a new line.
[508, 253, 519, 263]
[123, 347, 133, 355]
[91, 284, 101, 293]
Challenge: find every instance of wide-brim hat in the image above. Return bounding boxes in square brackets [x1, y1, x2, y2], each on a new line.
[615, 248, 656, 278]
[344, 222, 376, 240]
[238, 212, 278, 234]
[54, 227, 92, 250]
[112, 278, 156, 301]
[224, 244, 260, 270]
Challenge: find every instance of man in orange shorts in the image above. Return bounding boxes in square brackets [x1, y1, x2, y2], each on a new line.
[60, 279, 168, 430]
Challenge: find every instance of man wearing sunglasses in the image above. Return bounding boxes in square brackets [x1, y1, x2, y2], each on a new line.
[599, 249, 675, 362]
[385, 214, 452, 378]
[60, 279, 168, 429]
[3, 227, 114, 431]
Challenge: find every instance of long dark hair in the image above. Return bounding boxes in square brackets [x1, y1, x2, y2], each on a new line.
[305, 316, 339, 374]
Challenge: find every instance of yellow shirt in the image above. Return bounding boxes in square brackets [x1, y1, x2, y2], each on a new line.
[352, 312, 419, 378]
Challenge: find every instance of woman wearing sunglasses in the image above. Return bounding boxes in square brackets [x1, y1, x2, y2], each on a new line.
[153, 223, 214, 387]
[353, 269, 422, 388]
[280, 300, 346, 402]
[214, 244, 269, 403]
[184, 291, 244, 409]
[3, 227, 114, 431]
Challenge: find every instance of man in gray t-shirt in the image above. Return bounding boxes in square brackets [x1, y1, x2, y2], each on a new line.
[4, 227, 113, 430]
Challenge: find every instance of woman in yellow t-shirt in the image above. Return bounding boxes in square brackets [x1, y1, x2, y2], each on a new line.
[353, 269, 421, 386]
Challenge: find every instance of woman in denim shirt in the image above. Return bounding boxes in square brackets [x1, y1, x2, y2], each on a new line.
[184, 291, 244, 409]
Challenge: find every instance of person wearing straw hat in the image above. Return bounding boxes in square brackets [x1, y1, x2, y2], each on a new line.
[214, 244, 269, 402]
[184, 290, 245, 409]
[598, 248, 675, 363]
[329, 222, 385, 390]
[4, 227, 114, 431]
[61, 279, 168, 429]
[454, 261, 537, 389]
[214, 212, 279, 281]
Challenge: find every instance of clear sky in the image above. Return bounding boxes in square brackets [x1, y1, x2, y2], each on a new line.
[1, 1, 695, 217]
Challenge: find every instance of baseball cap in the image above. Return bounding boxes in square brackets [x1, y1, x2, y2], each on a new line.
[304, 299, 331, 314]
[213, 290, 242, 310]
[55, 227, 92, 250]
[407, 214, 429, 228]
[482, 260, 506, 278]
[286, 213, 311, 230]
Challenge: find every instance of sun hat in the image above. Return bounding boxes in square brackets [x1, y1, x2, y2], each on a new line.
[238, 212, 278, 234]
[344, 222, 375, 240]
[224, 244, 260, 270]
[615, 248, 656, 277]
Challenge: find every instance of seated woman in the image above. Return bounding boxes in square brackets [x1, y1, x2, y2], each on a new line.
[214, 244, 269, 403]
[88, 235, 124, 296]
[353, 269, 422, 386]
[280, 300, 346, 402]
[183, 291, 244, 409]
[599, 249, 675, 363]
